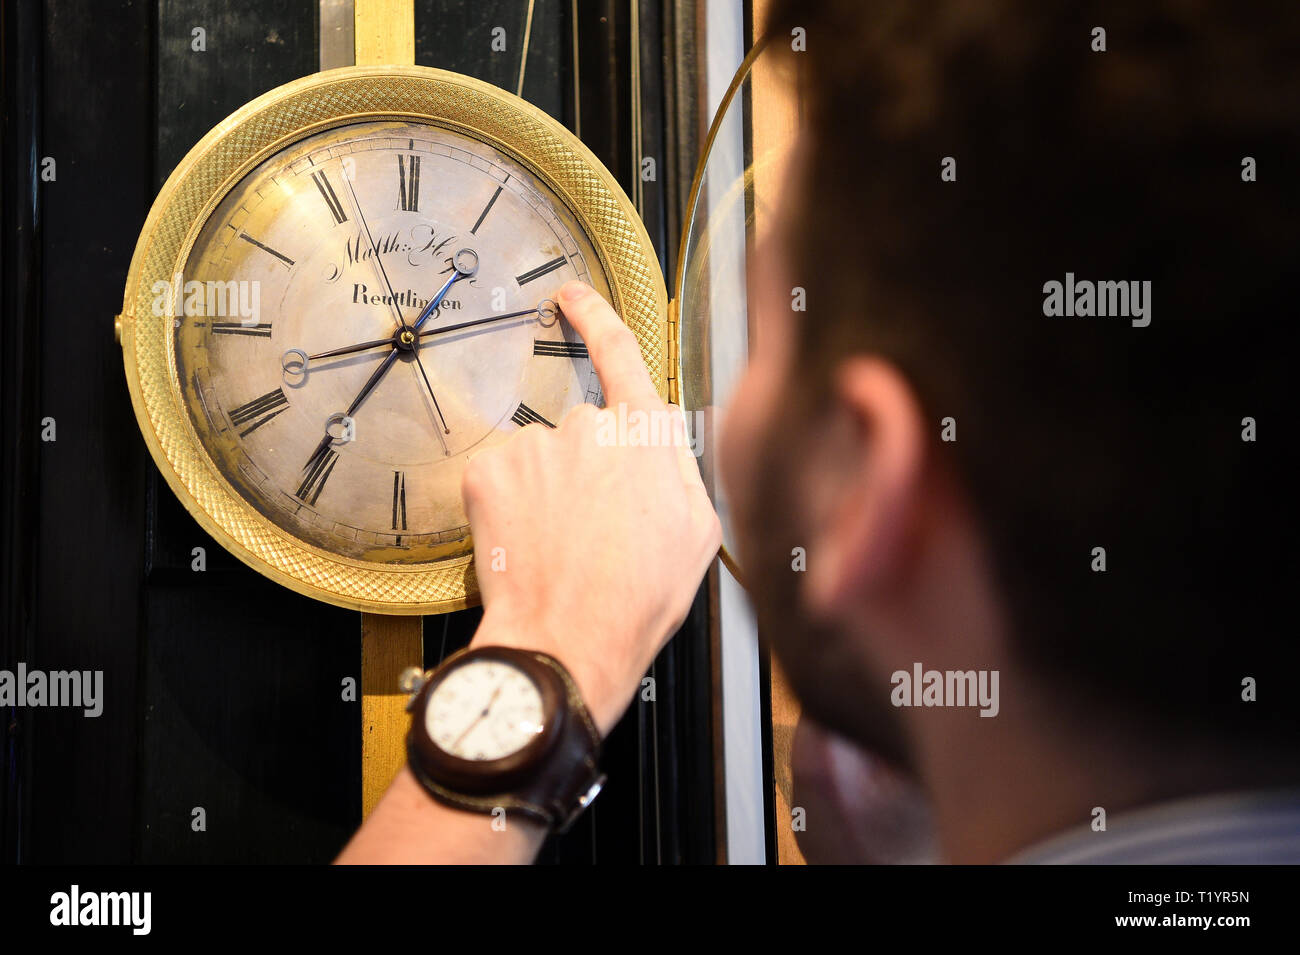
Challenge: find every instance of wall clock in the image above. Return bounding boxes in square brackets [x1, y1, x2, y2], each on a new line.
[116, 0, 780, 814]
[118, 57, 667, 618]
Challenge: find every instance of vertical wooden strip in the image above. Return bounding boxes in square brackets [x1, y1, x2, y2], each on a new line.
[354, 0, 414, 67]
[361, 613, 423, 817]
[750, 0, 806, 866]
[353, 0, 419, 823]
[767, 659, 807, 865]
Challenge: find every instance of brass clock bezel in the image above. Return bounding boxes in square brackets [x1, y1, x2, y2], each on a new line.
[119, 65, 669, 615]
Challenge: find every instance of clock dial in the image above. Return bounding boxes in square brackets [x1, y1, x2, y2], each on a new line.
[426, 660, 546, 761]
[173, 120, 608, 564]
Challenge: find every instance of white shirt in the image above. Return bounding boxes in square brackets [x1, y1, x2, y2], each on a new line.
[1006, 787, 1300, 864]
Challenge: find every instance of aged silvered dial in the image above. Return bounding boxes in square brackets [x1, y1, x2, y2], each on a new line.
[175, 119, 608, 565]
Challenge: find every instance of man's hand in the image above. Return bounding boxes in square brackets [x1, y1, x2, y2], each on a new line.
[336, 283, 719, 864]
[464, 280, 721, 736]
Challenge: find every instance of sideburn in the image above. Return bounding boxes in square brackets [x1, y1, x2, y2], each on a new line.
[740, 390, 916, 773]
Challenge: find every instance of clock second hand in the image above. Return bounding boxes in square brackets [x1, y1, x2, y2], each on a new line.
[410, 348, 450, 439]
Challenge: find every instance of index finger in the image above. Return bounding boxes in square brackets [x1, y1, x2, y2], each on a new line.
[556, 280, 662, 410]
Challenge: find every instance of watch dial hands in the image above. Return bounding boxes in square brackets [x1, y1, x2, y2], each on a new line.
[450, 684, 505, 751]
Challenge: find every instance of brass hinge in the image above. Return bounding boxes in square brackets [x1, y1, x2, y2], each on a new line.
[666, 297, 679, 406]
[114, 313, 125, 345]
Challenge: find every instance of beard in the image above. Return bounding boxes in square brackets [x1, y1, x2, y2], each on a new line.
[732, 402, 916, 775]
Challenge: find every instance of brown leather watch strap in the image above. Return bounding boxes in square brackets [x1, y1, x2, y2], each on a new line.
[405, 647, 606, 832]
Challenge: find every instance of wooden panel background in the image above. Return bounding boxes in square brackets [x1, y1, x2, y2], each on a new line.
[4, 0, 722, 865]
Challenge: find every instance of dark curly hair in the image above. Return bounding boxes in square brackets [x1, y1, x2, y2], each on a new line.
[760, 0, 1300, 744]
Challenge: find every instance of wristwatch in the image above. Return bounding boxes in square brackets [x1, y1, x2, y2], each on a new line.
[403, 645, 606, 832]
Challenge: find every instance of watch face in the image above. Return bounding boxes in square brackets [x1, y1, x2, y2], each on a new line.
[425, 658, 547, 761]
[174, 118, 607, 565]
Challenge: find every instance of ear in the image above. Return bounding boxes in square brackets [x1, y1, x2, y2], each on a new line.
[802, 357, 928, 615]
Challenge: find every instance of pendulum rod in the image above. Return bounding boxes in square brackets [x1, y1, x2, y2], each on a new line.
[353, 0, 421, 820]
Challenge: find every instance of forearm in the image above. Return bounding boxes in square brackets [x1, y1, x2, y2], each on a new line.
[334, 766, 548, 864]
[335, 610, 633, 865]
[335, 280, 720, 866]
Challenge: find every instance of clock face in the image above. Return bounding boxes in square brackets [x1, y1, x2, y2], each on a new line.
[173, 119, 608, 564]
[426, 659, 546, 761]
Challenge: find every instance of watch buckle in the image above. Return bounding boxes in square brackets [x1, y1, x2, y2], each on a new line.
[556, 774, 607, 834]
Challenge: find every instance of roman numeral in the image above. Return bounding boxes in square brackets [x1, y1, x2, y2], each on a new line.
[515, 256, 567, 286]
[397, 154, 421, 212]
[311, 170, 348, 224]
[228, 388, 288, 437]
[392, 471, 408, 542]
[296, 447, 338, 506]
[238, 232, 295, 268]
[211, 322, 272, 338]
[510, 403, 555, 429]
[533, 339, 588, 359]
[470, 185, 502, 235]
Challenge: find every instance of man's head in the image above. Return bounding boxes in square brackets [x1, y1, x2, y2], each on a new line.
[720, 0, 1300, 847]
